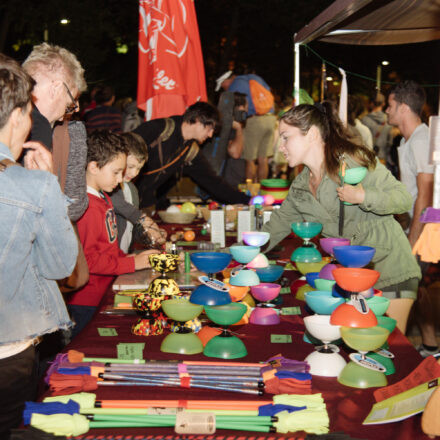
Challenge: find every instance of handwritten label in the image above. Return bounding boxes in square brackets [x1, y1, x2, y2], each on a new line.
[281, 307, 301, 316]
[176, 241, 198, 246]
[117, 343, 145, 360]
[114, 293, 131, 307]
[271, 334, 292, 343]
[146, 407, 178, 415]
[97, 328, 118, 337]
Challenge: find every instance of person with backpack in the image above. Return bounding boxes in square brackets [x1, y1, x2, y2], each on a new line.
[216, 70, 277, 182]
[361, 92, 394, 164]
[133, 102, 250, 208]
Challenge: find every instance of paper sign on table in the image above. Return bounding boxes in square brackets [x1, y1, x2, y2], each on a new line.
[117, 342, 145, 360]
[98, 327, 118, 336]
[374, 356, 440, 402]
[210, 210, 225, 248]
[237, 210, 252, 243]
[263, 211, 272, 224]
[364, 378, 439, 425]
[114, 293, 132, 307]
[281, 307, 301, 315]
[271, 334, 292, 343]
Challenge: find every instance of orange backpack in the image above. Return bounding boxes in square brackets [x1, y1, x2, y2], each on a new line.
[249, 79, 274, 115]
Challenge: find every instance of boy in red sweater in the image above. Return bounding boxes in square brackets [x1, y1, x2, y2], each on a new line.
[67, 131, 157, 338]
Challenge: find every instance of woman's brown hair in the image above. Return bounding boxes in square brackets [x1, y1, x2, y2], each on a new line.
[0, 54, 34, 130]
[280, 102, 376, 178]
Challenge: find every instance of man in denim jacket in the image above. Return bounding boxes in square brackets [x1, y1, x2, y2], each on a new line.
[0, 54, 78, 437]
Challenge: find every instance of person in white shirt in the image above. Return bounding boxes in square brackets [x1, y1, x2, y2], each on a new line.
[387, 80, 436, 357]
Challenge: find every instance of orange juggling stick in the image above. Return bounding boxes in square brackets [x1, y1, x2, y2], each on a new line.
[97, 399, 272, 411]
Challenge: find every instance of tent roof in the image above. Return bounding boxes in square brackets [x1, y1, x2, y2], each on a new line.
[294, 0, 440, 45]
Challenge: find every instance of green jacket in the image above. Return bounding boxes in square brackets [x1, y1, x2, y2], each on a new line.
[263, 158, 421, 289]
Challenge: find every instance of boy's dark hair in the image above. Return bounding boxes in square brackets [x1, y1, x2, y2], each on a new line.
[87, 130, 127, 168]
[183, 101, 219, 129]
[95, 85, 115, 105]
[121, 132, 148, 162]
[390, 80, 426, 117]
[0, 54, 35, 130]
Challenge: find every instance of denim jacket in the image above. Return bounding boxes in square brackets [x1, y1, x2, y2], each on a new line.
[0, 143, 78, 344]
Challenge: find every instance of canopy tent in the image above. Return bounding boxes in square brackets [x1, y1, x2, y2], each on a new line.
[293, 0, 440, 263]
[293, 0, 440, 105]
[294, 0, 440, 46]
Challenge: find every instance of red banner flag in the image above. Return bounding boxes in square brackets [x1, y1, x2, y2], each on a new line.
[137, 0, 207, 120]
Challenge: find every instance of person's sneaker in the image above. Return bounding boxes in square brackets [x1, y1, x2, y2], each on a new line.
[417, 344, 440, 358]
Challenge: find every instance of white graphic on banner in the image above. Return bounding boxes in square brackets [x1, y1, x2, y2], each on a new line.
[139, 0, 190, 92]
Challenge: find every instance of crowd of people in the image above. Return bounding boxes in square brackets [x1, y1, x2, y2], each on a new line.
[0, 41, 437, 437]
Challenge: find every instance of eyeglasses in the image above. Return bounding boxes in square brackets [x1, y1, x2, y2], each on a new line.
[63, 82, 78, 114]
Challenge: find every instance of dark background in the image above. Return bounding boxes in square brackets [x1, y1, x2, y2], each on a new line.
[1, 0, 439, 110]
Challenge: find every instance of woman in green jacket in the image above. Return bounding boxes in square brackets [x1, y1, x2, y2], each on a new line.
[263, 102, 421, 332]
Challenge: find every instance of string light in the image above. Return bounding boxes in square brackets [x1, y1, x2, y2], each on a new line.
[302, 44, 438, 88]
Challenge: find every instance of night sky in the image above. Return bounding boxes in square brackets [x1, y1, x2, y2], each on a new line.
[1, 0, 438, 109]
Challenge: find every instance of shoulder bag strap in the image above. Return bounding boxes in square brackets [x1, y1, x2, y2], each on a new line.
[52, 121, 70, 192]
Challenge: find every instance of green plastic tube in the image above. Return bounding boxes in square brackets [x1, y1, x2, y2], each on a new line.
[91, 414, 272, 424]
[82, 357, 145, 364]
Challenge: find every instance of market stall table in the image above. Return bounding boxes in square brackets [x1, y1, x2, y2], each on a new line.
[37, 225, 429, 439]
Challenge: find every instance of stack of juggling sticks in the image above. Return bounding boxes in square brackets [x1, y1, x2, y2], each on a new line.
[46, 351, 312, 396]
[25, 392, 330, 436]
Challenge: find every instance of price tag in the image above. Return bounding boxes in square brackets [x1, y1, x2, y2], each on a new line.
[114, 293, 132, 307]
[198, 276, 229, 292]
[117, 343, 145, 360]
[281, 307, 301, 315]
[280, 287, 291, 294]
[176, 241, 198, 246]
[97, 328, 118, 336]
[175, 411, 216, 434]
[268, 260, 277, 265]
[271, 334, 292, 343]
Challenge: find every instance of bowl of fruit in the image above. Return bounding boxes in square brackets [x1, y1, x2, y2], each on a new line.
[158, 202, 197, 224]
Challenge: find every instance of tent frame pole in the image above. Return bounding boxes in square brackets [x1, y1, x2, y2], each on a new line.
[294, 40, 300, 105]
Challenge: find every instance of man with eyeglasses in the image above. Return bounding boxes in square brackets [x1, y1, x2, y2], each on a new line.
[22, 43, 86, 150]
[22, 43, 88, 222]
[21, 43, 89, 373]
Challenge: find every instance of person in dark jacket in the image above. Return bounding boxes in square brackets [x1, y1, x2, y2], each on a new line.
[134, 102, 250, 208]
[84, 85, 122, 134]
